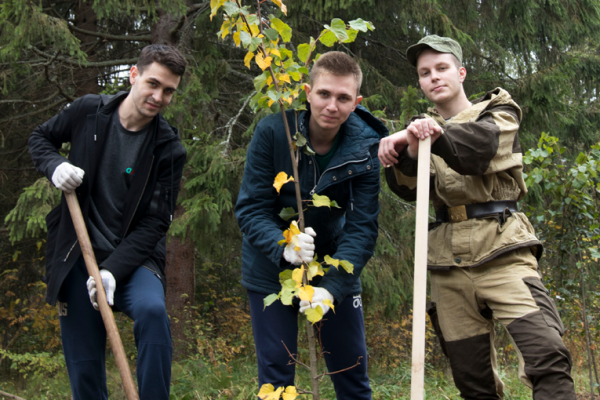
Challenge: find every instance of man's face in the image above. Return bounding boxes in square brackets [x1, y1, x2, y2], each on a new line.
[305, 72, 362, 134]
[417, 49, 466, 106]
[129, 62, 181, 119]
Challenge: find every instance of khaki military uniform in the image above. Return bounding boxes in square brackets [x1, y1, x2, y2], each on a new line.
[386, 88, 576, 400]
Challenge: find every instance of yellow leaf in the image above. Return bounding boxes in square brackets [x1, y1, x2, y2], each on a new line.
[278, 73, 291, 84]
[267, 76, 273, 85]
[289, 220, 301, 235]
[312, 193, 332, 208]
[256, 53, 273, 70]
[233, 31, 241, 47]
[282, 386, 298, 400]
[258, 384, 284, 400]
[323, 298, 335, 313]
[249, 22, 260, 36]
[209, 0, 227, 20]
[307, 261, 324, 280]
[244, 51, 254, 69]
[286, 96, 293, 105]
[305, 305, 323, 324]
[290, 235, 301, 252]
[271, 0, 288, 15]
[340, 259, 354, 274]
[268, 99, 275, 107]
[292, 266, 304, 286]
[220, 20, 231, 39]
[324, 255, 339, 268]
[270, 48, 281, 58]
[298, 285, 314, 301]
[273, 171, 294, 193]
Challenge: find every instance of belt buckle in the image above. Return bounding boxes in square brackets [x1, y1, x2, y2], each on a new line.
[448, 205, 467, 223]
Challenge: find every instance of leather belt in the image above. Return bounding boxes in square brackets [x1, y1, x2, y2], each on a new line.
[435, 201, 519, 224]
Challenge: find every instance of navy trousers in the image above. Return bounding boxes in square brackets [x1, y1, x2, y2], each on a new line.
[57, 257, 172, 400]
[248, 290, 372, 399]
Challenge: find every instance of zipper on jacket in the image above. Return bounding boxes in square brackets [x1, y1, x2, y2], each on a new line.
[123, 155, 155, 238]
[63, 240, 78, 262]
[309, 156, 368, 195]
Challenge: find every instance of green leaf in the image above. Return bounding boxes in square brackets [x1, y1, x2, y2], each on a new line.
[342, 29, 359, 43]
[222, 1, 239, 15]
[249, 37, 262, 52]
[263, 293, 279, 309]
[267, 90, 280, 102]
[239, 31, 252, 47]
[271, 18, 292, 42]
[279, 207, 298, 221]
[254, 71, 269, 91]
[264, 28, 280, 41]
[330, 200, 340, 208]
[329, 18, 349, 42]
[303, 146, 316, 156]
[339, 260, 354, 274]
[280, 48, 293, 60]
[312, 193, 332, 208]
[297, 43, 311, 63]
[279, 269, 293, 283]
[281, 288, 296, 305]
[305, 305, 324, 324]
[348, 18, 369, 32]
[294, 132, 307, 147]
[282, 279, 297, 291]
[319, 30, 338, 47]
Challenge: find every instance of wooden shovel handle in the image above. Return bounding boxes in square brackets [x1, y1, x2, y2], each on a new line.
[65, 192, 139, 400]
[410, 136, 431, 400]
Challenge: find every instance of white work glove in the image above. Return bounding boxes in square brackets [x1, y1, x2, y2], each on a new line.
[299, 287, 334, 316]
[52, 162, 85, 193]
[283, 227, 317, 265]
[86, 269, 116, 311]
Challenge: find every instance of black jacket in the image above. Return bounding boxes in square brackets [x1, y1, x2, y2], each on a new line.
[29, 92, 186, 305]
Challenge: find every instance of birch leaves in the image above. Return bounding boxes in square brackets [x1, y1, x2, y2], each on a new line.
[212, 0, 374, 112]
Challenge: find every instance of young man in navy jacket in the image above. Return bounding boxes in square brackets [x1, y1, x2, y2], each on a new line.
[235, 51, 388, 399]
[28, 45, 187, 400]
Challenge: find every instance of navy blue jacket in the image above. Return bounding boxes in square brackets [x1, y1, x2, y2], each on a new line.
[235, 105, 388, 302]
[29, 92, 186, 305]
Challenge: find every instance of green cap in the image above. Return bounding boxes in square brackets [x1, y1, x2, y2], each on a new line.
[406, 35, 462, 67]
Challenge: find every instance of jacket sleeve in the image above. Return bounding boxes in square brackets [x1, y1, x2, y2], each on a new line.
[318, 151, 381, 302]
[431, 104, 522, 175]
[234, 122, 286, 266]
[100, 143, 187, 283]
[28, 97, 85, 179]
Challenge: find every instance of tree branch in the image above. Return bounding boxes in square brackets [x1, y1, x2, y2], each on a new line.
[32, 47, 138, 68]
[0, 99, 68, 124]
[0, 91, 60, 105]
[0, 389, 27, 400]
[68, 24, 152, 42]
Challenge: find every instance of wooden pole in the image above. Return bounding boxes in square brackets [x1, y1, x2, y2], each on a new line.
[410, 136, 431, 400]
[65, 192, 139, 400]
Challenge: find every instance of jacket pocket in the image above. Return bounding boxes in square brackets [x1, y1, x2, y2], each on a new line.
[522, 276, 565, 336]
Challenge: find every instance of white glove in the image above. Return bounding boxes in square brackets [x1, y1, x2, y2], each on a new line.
[283, 227, 316, 265]
[299, 287, 334, 316]
[86, 269, 116, 311]
[52, 162, 85, 193]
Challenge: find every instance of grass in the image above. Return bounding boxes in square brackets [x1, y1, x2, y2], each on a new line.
[1, 352, 593, 399]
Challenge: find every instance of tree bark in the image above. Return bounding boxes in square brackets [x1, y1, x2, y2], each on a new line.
[73, 2, 99, 96]
[165, 201, 195, 359]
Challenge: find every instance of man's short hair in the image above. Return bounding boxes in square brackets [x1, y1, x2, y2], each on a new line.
[137, 44, 187, 77]
[309, 51, 363, 95]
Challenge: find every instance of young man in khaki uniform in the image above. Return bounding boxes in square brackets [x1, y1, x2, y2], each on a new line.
[379, 35, 576, 399]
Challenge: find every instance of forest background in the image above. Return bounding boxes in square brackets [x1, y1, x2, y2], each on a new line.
[1, 0, 600, 399]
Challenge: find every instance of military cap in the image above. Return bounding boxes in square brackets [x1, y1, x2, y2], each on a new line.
[406, 35, 463, 67]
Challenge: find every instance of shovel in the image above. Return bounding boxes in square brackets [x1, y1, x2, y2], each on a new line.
[65, 191, 139, 400]
[410, 136, 431, 400]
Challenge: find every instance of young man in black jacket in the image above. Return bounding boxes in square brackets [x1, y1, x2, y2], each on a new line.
[28, 44, 187, 400]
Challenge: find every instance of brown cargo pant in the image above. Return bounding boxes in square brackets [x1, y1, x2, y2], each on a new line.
[429, 248, 576, 400]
